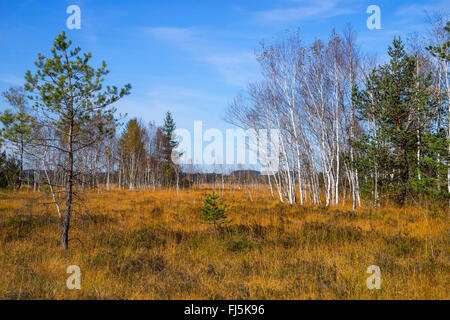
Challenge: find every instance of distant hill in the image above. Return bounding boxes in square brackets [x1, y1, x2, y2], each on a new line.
[229, 170, 261, 178]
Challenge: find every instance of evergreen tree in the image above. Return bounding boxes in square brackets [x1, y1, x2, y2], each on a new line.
[0, 152, 20, 189]
[160, 111, 179, 186]
[201, 192, 230, 230]
[354, 37, 436, 206]
[162, 111, 177, 149]
[25, 31, 131, 249]
[0, 87, 35, 188]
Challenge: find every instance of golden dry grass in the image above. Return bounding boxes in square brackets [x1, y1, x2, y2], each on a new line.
[0, 185, 448, 299]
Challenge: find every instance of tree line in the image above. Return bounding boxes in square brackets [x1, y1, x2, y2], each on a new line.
[0, 16, 449, 248]
[226, 16, 449, 211]
[0, 32, 179, 249]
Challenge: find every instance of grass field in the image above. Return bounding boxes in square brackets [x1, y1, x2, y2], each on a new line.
[0, 186, 448, 299]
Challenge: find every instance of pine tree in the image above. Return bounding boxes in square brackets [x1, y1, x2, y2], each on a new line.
[0, 87, 35, 188]
[201, 192, 230, 230]
[25, 31, 131, 249]
[354, 37, 435, 206]
[160, 111, 179, 186]
[162, 111, 177, 149]
[0, 151, 20, 189]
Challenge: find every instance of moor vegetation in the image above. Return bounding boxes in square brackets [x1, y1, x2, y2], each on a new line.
[0, 14, 449, 300]
[0, 187, 448, 299]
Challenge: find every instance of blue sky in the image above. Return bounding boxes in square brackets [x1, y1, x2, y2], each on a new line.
[0, 0, 448, 134]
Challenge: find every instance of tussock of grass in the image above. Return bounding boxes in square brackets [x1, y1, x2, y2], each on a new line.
[0, 187, 448, 299]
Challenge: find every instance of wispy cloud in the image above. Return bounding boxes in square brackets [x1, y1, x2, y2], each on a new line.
[113, 97, 190, 124]
[144, 27, 260, 87]
[395, 0, 450, 18]
[203, 52, 259, 87]
[148, 86, 226, 103]
[250, 0, 359, 24]
[388, 0, 449, 45]
[144, 27, 197, 47]
[0, 74, 24, 86]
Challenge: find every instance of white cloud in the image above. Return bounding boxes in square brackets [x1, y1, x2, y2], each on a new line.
[144, 27, 198, 49]
[0, 74, 24, 86]
[250, 0, 359, 24]
[395, 0, 450, 18]
[148, 86, 226, 103]
[144, 27, 260, 87]
[203, 52, 260, 87]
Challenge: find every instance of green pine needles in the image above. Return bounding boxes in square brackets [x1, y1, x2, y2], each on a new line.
[201, 192, 230, 230]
